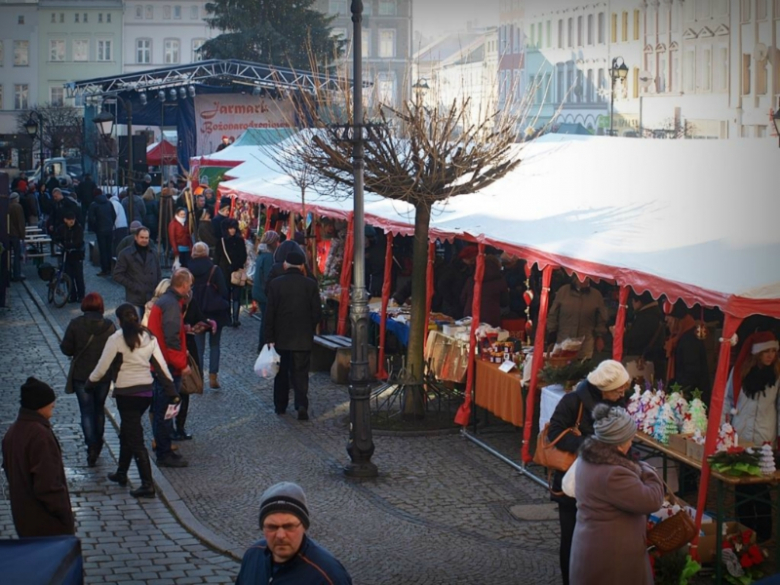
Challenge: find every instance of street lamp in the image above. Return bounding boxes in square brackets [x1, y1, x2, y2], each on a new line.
[412, 79, 430, 101]
[24, 111, 45, 176]
[93, 95, 134, 218]
[344, 0, 378, 479]
[609, 57, 629, 137]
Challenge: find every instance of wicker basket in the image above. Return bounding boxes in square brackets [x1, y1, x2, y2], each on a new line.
[646, 492, 697, 553]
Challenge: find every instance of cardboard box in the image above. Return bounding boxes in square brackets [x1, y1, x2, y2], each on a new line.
[686, 438, 705, 462]
[668, 434, 691, 455]
[697, 521, 755, 564]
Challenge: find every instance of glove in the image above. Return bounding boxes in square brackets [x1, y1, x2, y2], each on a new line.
[172, 258, 181, 271]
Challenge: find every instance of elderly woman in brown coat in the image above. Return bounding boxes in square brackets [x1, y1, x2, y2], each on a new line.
[570, 404, 664, 585]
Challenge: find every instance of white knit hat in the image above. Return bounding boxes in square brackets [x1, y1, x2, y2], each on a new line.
[587, 359, 630, 392]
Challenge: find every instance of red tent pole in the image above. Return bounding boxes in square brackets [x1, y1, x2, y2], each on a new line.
[690, 314, 742, 560]
[612, 285, 630, 362]
[424, 241, 435, 344]
[455, 243, 485, 426]
[521, 265, 553, 463]
[264, 206, 274, 232]
[376, 234, 394, 380]
[337, 216, 355, 336]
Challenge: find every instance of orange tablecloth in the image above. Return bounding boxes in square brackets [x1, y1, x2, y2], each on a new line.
[474, 360, 524, 427]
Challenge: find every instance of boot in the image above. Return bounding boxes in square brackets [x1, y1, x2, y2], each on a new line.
[107, 443, 132, 485]
[87, 440, 104, 467]
[209, 373, 220, 389]
[130, 451, 156, 498]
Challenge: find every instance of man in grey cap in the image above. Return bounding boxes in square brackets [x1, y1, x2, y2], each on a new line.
[235, 481, 352, 584]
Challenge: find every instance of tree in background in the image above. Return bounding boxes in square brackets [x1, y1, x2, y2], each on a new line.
[16, 104, 84, 162]
[200, 0, 342, 68]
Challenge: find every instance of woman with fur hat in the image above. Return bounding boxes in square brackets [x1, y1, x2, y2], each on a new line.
[724, 331, 780, 541]
[546, 359, 632, 585]
[569, 404, 664, 585]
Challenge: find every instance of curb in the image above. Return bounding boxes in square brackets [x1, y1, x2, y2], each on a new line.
[21, 278, 245, 562]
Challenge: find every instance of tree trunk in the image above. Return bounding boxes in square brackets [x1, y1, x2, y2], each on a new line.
[402, 201, 430, 419]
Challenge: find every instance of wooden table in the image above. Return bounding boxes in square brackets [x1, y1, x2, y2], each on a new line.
[24, 234, 52, 261]
[474, 360, 524, 427]
[634, 432, 779, 582]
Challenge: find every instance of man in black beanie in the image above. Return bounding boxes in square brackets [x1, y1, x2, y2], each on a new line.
[235, 481, 352, 584]
[2, 377, 75, 537]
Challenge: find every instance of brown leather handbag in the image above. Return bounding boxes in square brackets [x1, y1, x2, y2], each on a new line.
[533, 403, 583, 472]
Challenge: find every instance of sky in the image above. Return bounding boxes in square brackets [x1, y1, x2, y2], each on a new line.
[413, 0, 500, 37]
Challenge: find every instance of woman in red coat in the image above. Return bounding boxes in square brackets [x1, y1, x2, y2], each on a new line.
[168, 207, 192, 268]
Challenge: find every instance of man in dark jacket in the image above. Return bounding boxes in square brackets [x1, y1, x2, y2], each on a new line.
[54, 210, 85, 303]
[75, 173, 97, 224]
[88, 190, 117, 276]
[8, 192, 26, 282]
[622, 291, 665, 383]
[47, 188, 80, 239]
[121, 189, 145, 225]
[264, 250, 322, 420]
[2, 377, 75, 538]
[236, 482, 352, 585]
[112, 226, 161, 317]
[665, 301, 711, 403]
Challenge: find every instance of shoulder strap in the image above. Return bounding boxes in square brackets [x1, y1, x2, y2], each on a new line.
[548, 403, 584, 447]
[206, 265, 216, 286]
[72, 334, 95, 364]
[221, 238, 232, 265]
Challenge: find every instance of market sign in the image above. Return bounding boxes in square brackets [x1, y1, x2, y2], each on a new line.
[194, 94, 294, 154]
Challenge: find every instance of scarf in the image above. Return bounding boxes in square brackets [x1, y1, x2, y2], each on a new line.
[176, 215, 186, 225]
[665, 314, 696, 382]
[135, 242, 149, 264]
[741, 365, 777, 401]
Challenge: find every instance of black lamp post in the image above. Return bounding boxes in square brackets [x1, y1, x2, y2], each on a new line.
[773, 105, 780, 148]
[344, 0, 378, 479]
[94, 96, 134, 219]
[412, 79, 430, 101]
[24, 111, 45, 175]
[609, 57, 629, 136]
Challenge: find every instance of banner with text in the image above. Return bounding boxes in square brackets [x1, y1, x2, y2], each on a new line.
[194, 94, 294, 155]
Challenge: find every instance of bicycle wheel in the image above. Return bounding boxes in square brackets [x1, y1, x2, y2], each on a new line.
[52, 273, 71, 308]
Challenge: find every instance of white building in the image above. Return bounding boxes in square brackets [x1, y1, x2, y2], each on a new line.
[123, 1, 215, 73]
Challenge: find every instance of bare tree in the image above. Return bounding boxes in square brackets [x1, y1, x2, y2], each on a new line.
[16, 103, 84, 161]
[270, 68, 538, 418]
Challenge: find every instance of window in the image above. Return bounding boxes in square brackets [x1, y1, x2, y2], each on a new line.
[75, 13, 79, 23]
[556, 64, 564, 102]
[671, 4, 679, 32]
[164, 39, 180, 63]
[18, 15, 24, 24]
[51, 12, 56, 23]
[136, 38, 151, 64]
[648, 7, 656, 34]
[97, 39, 112, 61]
[378, 30, 395, 57]
[73, 39, 89, 61]
[683, 49, 695, 92]
[611, 13, 617, 43]
[659, 4, 668, 34]
[546, 20, 551, 48]
[597, 13, 605, 44]
[190, 5, 199, 19]
[192, 38, 205, 61]
[756, 60, 768, 94]
[329, 1, 347, 15]
[362, 2, 371, 15]
[49, 40, 65, 62]
[714, 46, 728, 92]
[671, 49, 680, 92]
[59, 13, 64, 23]
[566, 63, 574, 102]
[575, 69, 583, 102]
[597, 68, 606, 101]
[698, 46, 711, 91]
[577, 16, 583, 46]
[84, 13, 88, 23]
[586, 69, 594, 102]
[741, 54, 751, 94]
[378, 1, 396, 16]
[50, 86, 64, 107]
[163, 5, 171, 19]
[740, 0, 750, 22]
[557, 19, 563, 48]
[756, 0, 768, 20]
[362, 30, 370, 57]
[107, 13, 111, 23]
[377, 72, 395, 104]
[135, 5, 143, 19]
[621, 12, 628, 42]
[632, 67, 639, 98]
[587, 14, 593, 45]
[14, 84, 28, 109]
[657, 51, 667, 92]
[98, 13, 103, 23]
[173, 5, 181, 19]
[13, 40, 29, 66]
[633, 10, 640, 40]
[567, 17, 573, 47]
[145, 5, 153, 19]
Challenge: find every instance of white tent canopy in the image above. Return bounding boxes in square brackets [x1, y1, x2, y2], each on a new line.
[220, 134, 780, 318]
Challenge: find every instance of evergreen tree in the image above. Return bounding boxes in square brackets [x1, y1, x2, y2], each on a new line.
[201, 0, 341, 68]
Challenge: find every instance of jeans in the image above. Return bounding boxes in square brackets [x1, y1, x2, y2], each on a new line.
[152, 375, 179, 460]
[96, 232, 113, 273]
[229, 285, 242, 322]
[64, 256, 85, 301]
[115, 394, 152, 469]
[177, 250, 191, 268]
[10, 237, 22, 279]
[194, 326, 222, 374]
[273, 350, 311, 413]
[73, 380, 109, 448]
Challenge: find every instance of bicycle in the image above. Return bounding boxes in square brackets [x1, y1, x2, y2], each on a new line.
[47, 247, 73, 308]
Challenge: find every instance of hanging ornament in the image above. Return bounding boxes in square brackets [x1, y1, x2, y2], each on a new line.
[525, 319, 534, 337]
[523, 290, 534, 306]
[695, 323, 708, 340]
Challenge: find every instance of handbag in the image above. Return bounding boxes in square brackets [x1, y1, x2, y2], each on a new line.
[533, 402, 583, 472]
[200, 266, 229, 313]
[646, 483, 697, 553]
[65, 334, 95, 394]
[179, 353, 204, 395]
[221, 239, 247, 287]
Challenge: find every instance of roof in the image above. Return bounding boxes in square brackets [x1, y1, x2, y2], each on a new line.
[217, 134, 780, 319]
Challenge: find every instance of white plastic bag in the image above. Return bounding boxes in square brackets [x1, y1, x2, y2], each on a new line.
[254, 344, 280, 379]
[562, 457, 579, 498]
[172, 258, 181, 271]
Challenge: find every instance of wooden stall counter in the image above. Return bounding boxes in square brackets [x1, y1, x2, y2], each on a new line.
[475, 360, 523, 427]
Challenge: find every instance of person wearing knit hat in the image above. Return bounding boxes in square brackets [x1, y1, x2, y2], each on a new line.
[725, 331, 780, 541]
[545, 358, 632, 585]
[235, 482, 352, 584]
[2, 378, 75, 537]
[569, 403, 663, 585]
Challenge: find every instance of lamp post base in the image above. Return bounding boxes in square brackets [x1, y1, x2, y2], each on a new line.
[344, 461, 379, 478]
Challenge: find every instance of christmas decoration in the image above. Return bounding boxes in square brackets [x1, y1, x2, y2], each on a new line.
[720, 527, 767, 583]
[759, 444, 776, 476]
[666, 391, 689, 432]
[653, 403, 677, 444]
[684, 393, 708, 435]
[716, 422, 738, 452]
[708, 447, 760, 476]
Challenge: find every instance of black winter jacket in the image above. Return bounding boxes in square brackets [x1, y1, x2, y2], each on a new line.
[215, 232, 247, 281]
[60, 312, 117, 383]
[264, 268, 322, 351]
[113, 242, 162, 305]
[189, 256, 230, 327]
[623, 302, 665, 360]
[88, 194, 116, 235]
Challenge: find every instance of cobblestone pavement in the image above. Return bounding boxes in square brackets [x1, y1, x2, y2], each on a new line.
[9, 246, 563, 585]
